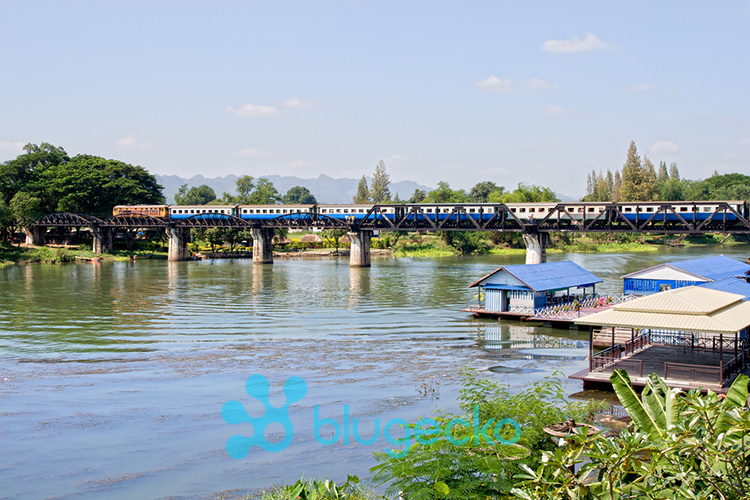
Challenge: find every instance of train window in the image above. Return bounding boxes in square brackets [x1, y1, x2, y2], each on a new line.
[343, 209, 349, 213]
[529, 208, 535, 213]
[510, 208, 516, 212]
[680, 207, 688, 212]
[647, 207, 654, 212]
[538, 208, 545, 213]
[624, 207, 632, 212]
[567, 207, 574, 211]
[588, 208, 595, 212]
[704, 207, 712, 212]
[426, 208, 433, 213]
[519, 208, 526, 213]
[578, 208, 583, 212]
[468, 208, 475, 213]
[262, 209, 267, 213]
[359, 209, 365, 213]
[190, 210, 195, 214]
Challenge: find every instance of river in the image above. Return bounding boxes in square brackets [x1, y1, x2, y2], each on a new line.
[1, 245, 748, 499]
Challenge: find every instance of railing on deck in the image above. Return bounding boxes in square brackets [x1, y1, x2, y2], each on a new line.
[591, 332, 650, 373]
[664, 362, 722, 384]
[533, 294, 637, 320]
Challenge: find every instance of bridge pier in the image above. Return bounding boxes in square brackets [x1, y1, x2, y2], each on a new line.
[24, 226, 46, 246]
[522, 232, 548, 264]
[252, 227, 274, 264]
[167, 226, 191, 261]
[92, 226, 113, 253]
[348, 230, 372, 267]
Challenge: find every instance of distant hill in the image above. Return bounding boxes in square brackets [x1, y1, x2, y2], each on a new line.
[155, 173, 432, 204]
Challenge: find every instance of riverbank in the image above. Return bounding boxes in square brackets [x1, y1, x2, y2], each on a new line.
[0, 243, 167, 267]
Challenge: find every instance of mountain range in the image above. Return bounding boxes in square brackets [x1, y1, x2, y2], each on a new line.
[154, 173, 577, 204]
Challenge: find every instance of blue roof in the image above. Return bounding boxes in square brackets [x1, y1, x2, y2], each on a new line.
[482, 261, 602, 292]
[669, 256, 750, 281]
[698, 277, 750, 300]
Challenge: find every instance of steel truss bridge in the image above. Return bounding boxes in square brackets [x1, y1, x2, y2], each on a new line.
[33, 201, 750, 235]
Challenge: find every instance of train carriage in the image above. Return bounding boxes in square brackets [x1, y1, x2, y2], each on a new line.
[169, 205, 238, 219]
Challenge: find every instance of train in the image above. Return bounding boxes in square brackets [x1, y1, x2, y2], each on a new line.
[113, 200, 749, 224]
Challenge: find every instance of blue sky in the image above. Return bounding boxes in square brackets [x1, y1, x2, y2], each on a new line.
[1, 1, 749, 197]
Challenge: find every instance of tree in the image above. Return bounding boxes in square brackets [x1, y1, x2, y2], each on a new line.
[669, 162, 680, 180]
[642, 156, 657, 200]
[174, 184, 216, 205]
[249, 177, 280, 204]
[369, 160, 391, 203]
[409, 189, 427, 203]
[282, 186, 317, 205]
[320, 228, 347, 254]
[424, 181, 467, 203]
[0, 198, 13, 242]
[469, 181, 503, 202]
[0, 142, 69, 208]
[9, 191, 41, 231]
[235, 175, 255, 203]
[620, 141, 651, 201]
[501, 183, 558, 203]
[613, 171, 622, 201]
[353, 175, 370, 203]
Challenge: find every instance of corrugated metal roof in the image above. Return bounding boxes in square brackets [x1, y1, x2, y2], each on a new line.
[699, 277, 750, 300]
[576, 286, 750, 333]
[477, 261, 602, 292]
[615, 286, 742, 315]
[623, 255, 750, 281]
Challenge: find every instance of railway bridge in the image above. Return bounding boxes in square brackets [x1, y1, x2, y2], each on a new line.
[28, 201, 750, 266]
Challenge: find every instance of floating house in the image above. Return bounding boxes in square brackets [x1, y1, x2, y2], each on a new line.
[622, 255, 750, 295]
[467, 261, 602, 317]
[572, 286, 750, 392]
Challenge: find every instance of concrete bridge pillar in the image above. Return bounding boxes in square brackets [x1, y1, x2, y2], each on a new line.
[252, 227, 274, 264]
[167, 226, 190, 261]
[522, 232, 548, 264]
[24, 226, 46, 246]
[348, 230, 372, 267]
[92, 226, 113, 253]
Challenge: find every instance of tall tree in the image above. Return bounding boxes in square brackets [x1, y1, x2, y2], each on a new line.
[642, 156, 657, 200]
[9, 191, 42, 231]
[353, 175, 370, 203]
[282, 186, 317, 204]
[0, 143, 69, 206]
[174, 184, 216, 205]
[424, 181, 467, 203]
[369, 161, 391, 203]
[669, 162, 680, 180]
[612, 171, 622, 202]
[620, 141, 646, 201]
[235, 175, 255, 203]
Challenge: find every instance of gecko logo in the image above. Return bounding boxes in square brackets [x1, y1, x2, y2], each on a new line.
[221, 374, 307, 458]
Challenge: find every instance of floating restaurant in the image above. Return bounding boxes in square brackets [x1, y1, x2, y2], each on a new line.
[622, 255, 750, 295]
[571, 286, 750, 393]
[465, 261, 602, 319]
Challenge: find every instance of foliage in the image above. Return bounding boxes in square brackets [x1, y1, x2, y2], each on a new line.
[9, 191, 42, 230]
[442, 231, 491, 255]
[513, 370, 750, 500]
[369, 161, 391, 203]
[174, 184, 217, 205]
[250, 177, 282, 204]
[409, 188, 427, 203]
[283, 185, 317, 204]
[0, 143, 69, 203]
[469, 181, 504, 203]
[424, 181, 468, 203]
[259, 475, 379, 500]
[221, 176, 281, 204]
[501, 183, 558, 203]
[0, 198, 14, 241]
[320, 228, 348, 253]
[354, 175, 371, 203]
[371, 371, 603, 499]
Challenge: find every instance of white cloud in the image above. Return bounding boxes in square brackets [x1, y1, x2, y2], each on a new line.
[527, 78, 550, 89]
[545, 105, 568, 115]
[629, 83, 652, 92]
[116, 136, 147, 149]
[385, 154, 409, 163]
[542, 32, 612, 53]
[226, 103, 279, 117]
[235, 148, 268, 157]
[0, 140, 24, 155]
[476, 75, 513, 92]
[283, 97, 315, 110]
[650, 140, 679, 153]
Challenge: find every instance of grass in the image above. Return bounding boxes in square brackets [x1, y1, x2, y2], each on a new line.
[0, 243, 167, 265]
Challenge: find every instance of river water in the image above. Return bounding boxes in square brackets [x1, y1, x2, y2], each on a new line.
[1, 245, 748, 499]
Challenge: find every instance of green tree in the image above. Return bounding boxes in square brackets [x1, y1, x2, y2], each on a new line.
[408, 188, 426, 203]
[320, 228, 347, 254]
[282, 186, 317, 204]
[0, 198, 13, 242]
[235, 175, 255, 203]
[669, 162, 680, 180]
[353, 175, 370, 203]
[0, 143, 69, 208]
[469, 181, 503, 202]
[369, 161, 391, 203]
[620, 141, 653, 201]
[424, 181, 467, 203]
[613, 170, 622, 202]
[249, 177, 280, 204]
[174, 184, 217, 205]
[501, 183, 558, 203]
[10, 191, 42, 231]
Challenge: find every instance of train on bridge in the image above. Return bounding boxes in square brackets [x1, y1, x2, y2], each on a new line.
[113, 200, 750, 224]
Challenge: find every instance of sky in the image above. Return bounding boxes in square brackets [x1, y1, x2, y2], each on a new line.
[1, 1, 749, 198]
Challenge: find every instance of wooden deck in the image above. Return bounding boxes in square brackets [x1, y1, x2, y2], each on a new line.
[571, 344, 735, 393]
